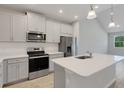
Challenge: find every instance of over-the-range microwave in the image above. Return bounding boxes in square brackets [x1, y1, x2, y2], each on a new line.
[26, 31, 46, 42]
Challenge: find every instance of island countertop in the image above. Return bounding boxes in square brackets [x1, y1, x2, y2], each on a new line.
[52, 53, 124, 77]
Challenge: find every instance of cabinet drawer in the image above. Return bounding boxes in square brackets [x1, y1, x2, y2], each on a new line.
[7, 58, 28, 64]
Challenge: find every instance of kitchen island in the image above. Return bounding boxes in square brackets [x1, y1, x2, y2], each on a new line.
[52, 53, 124, 88]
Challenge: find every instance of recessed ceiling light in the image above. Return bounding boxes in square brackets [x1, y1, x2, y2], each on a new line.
[94, 5, 99, 9]
[59, 9, 63, 14]
[74, 16, 78, 19]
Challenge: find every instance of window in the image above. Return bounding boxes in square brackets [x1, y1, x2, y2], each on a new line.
[115, 36, 124, 47]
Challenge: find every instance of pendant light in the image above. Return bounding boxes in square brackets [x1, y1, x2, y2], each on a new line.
[108, 5, 116, 28]
[87, 4, 97, 19]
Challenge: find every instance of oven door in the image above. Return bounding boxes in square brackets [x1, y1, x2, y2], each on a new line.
[29, 56, 49, 73]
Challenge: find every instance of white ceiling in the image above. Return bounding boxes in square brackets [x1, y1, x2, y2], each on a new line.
[0, 4, 111, 23]
[98, 5, 124, 33]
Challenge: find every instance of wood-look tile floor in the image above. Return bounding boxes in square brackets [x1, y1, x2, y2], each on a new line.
[4, 61, 124, 88]
[5, 73, 54, 88]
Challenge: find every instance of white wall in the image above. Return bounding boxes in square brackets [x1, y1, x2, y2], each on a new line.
[77, 19, 108, 55]
[0, 7, 58, 53]
[108, 32, 124, 56]
[72, 22, 79, 56]
[97, 5, 124, 56]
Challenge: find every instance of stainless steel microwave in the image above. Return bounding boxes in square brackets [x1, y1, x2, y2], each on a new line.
[26, 31, 46, 42]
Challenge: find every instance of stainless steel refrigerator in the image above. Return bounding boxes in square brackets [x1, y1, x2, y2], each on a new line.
[59, 36, 72, 57]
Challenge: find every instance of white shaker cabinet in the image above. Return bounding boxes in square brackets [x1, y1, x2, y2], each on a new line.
[27, 12, 45, 33]
[18, 62, 28, 80]
[0, 63, 3, 87]
[0, 13, 11, 41]
[7, 63, 18, 83]
[54, 22, 61, 43]
[61, 23, 73, 37]
[12, 15, 27, 42]
[46, 20, 60, 43]
[6, 58, 28, 83]
[49, 52, 64, 72]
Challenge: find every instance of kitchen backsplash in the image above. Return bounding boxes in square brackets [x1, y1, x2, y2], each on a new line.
[0, 42, 58, 53]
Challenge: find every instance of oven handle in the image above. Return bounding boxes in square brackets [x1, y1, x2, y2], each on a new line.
[29, 55, 49, 59]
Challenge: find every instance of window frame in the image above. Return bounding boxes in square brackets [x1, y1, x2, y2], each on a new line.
[114, 35, 124, 48]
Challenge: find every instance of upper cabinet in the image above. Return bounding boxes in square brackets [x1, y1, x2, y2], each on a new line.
[0, 11, 73, 42]
[0, 13, 11, 41]
[46, 20, 60, 43]
[12, 15, 27, 42]
[0, 13, 27, 42]
[27, 12, 45, 33]
[61, 23, 73, 37]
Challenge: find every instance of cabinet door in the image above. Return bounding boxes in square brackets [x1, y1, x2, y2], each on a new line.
[67, 25, 73, 35]
[19, 62, 28, 79]
[53, 22, 60, 43]
[49, 58, 54, 72]
[61, 24, 67, 34]
[0, 63, 2, 85]
[7, 63, 18, 83]
[12, 15, 27, 41]
[49, 54, 64, 72]
[41, 16, 46, 33]
[61, 23, 73, 37]
[46, 20, 54, 42]
[0, 13, 11, 41]
[27, 12, 45, 32]
[46, 20, 60, 43]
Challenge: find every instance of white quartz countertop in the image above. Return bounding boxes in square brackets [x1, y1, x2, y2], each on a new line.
[53, 53, 124, 77]
[46, 51, 64, 55]
[0, 48, 28, 63]
[0, 55, 28, 63]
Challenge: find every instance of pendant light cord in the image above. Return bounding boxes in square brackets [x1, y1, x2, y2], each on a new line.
[90, 4, 93, 10]
[110, 4, 114, 22]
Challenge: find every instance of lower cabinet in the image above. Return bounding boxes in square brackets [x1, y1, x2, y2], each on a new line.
[7, 63, 18, 83]
[6, 58, 28, 83]
[0, 63, 3, 87]
[18, 62, 28, 79]
[49, 53, 64, 72]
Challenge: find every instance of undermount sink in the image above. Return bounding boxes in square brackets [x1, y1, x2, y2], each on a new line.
[75, 56, 91, 59]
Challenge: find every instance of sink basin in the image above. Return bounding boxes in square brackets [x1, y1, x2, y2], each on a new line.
[75, 56, 91, 59]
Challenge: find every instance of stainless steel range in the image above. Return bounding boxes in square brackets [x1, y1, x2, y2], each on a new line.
[27, 47, 49, 80]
